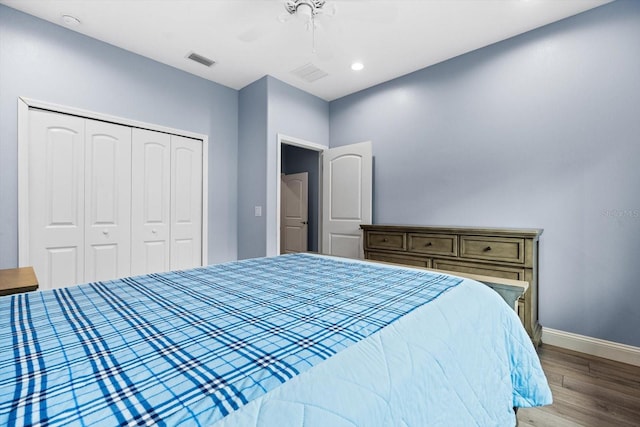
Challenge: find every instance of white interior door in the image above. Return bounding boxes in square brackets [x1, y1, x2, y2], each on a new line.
[281, 172, 308, 254]
[131, 128, 171, 275]
[170, 135, 203, 270]
[322, 141, 372, 259]
[28, 110, 85, 289]
[84, 120, 132, 282]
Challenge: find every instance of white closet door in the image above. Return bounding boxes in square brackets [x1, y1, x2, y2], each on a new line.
[84, 120, 132, 282]
[170, 135, 203, 270]
[131, 128, 171, 275]
[28, 110, 85, 289]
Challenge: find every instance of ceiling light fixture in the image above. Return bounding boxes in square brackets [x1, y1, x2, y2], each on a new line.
[61, 14, 80, 26]
[284, 0, 325, 18]
[284, 0, 328, 53]
[351, 62, 364, 71]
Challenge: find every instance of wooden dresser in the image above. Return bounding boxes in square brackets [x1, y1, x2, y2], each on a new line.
[361, 225, 543, 345]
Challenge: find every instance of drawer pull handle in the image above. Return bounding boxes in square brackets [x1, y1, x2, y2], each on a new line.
[382, 238, 388, 242]
[484, 246, 492, 252]
[425, 242, 432, 247]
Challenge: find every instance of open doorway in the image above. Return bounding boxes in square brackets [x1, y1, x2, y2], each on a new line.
[280, 144, 320, 253]
[275, 133, 372, 259]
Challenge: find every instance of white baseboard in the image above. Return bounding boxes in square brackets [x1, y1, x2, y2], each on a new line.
[542, 327, 640, 367]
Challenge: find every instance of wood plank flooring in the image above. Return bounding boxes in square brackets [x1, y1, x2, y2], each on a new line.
[517, 345, 640, 426]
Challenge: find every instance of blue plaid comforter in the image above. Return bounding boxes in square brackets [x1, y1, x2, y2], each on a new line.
[0, 254, 462, 426]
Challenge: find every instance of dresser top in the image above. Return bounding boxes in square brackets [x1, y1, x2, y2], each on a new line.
[360, 224, 543, 238]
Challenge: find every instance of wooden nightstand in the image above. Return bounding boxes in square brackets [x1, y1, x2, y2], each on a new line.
[0, 267, 39, 296]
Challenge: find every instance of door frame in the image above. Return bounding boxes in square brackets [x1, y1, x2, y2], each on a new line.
[17, 97, 209, 267]
[275, 133, 325, 256]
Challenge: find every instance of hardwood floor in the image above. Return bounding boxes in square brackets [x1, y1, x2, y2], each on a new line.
[517, 345, 640, 426]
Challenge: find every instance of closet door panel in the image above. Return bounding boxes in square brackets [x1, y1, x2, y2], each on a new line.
[85, 120, 132, 282]
[48, 247, 80, 288]
[143, 241, 168, 274]
[170, 136, 203, 270]
[131, 129, 171, 275]
[28, 110, 85, 289]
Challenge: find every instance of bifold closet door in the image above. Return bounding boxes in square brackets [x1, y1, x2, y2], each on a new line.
[28, 110, 85, 289]
[131, 128, 171, 275]
[170, 135, 203, 270]
[84, 120, 132, 282]
[26, 109, 204, 287]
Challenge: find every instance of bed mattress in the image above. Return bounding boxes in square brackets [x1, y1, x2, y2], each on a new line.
[0, 253, 551, 426]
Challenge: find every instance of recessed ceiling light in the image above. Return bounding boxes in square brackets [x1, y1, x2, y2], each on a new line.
[351, 62, 364, 71]
[61, 14, 81, 26]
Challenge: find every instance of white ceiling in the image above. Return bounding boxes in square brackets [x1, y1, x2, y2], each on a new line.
[1, 0, 613, 101]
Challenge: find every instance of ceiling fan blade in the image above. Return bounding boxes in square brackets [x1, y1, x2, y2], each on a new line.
[319, 2, 337, 18]
[277, 12, 293, 24]
[314, 13, 338, 34]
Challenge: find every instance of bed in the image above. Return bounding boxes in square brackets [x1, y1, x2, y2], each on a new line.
[0, 253, 551, 426]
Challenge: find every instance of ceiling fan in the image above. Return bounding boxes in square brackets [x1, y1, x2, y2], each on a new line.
[237, 0, 335, 45]
[236, 0, 395, 60]
[281, 0, 336, 54]
[284, 0, 327, 17]
[282, 0, 336, 23]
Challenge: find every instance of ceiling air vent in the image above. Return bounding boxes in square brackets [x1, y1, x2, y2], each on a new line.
[187, 52, 215, 67]
[291, 63, 328, 83]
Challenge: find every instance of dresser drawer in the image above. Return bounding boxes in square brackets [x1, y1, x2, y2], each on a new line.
[459, 236, 525, 264]
[367, 252, 430, 268]
[431, 259, 526, 281]
[408, 233, 457, 256]
[366, 231, 406, 251]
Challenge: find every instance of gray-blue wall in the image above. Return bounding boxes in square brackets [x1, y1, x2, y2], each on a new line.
[329, 0, 640, 347]
[237, 77, 268, 260]
[0, 5, 238, 266]
[266, 77, 329, 257]
[237, 76, 328, 259]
